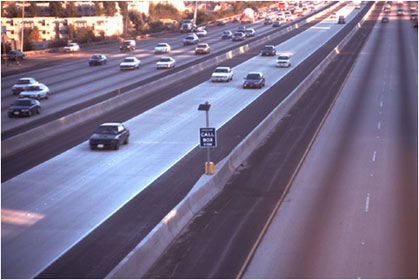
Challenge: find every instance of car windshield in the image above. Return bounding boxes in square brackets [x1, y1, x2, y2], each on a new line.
[17, 79, 31, 84]
[160, 58, 172, 62]
[25, 86, 41, 91]
[263, 46, 274, 51]
[234, 32, 243, 36]
[186, 36, 194, 40]
[197, 44, 207, 48]
[14, 100, 31, 106]
[157, 43, 166, 47]
[123, 58, 135, 62]
[223, 31, 231, 34]
[245, 29, 253, 33]
[92, 55, 101, 59]
[96, 126, 118, 135]
[246, 74, 261, 79]
[278, 56, 290, 60]
[215, 68, 229, 73]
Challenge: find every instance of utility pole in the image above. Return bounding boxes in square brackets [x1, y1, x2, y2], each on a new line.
[193, 1, 197, 26]
[20, 1, 24, 51]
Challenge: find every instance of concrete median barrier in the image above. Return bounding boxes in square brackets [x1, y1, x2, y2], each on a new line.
[106, 2, 375, 278]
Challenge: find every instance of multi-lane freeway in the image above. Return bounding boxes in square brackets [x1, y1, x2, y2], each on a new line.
[2, 1, 417, 279]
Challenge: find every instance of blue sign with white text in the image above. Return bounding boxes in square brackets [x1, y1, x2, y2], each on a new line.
[200, 127, 217, 148]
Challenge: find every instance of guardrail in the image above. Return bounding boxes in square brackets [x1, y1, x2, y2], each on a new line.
[2, 2, 338, 160]
[105, 2, 376, 278]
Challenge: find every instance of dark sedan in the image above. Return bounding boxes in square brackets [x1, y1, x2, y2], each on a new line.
[272, 20, 281, 27]
[7, 50, 25, 60]
[8, 98, 41, 118]
[89, 123, 130, 150]
[261, 45, 276, 56]
[243, 72, 265, 89]
[89, 54, 107, 66]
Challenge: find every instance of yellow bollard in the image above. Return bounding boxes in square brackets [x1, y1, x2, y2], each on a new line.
[205, 162, 215, 175]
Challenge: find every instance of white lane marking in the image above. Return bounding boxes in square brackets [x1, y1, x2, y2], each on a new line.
[377, 121, 381, 130]
[380, 101, 383, 108]
[365, 193, 371, 212]
[372, 151, 376, 162]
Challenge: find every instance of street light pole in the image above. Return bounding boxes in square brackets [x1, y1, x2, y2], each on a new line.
[20, 1, 24, 51]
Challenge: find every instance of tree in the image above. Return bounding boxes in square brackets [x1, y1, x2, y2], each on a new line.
[118, 2, 129, 35]
[67, 24, 76, 40]
[93, 2, 104, 16]
[30, 2, 38, 17]
[103, 1, 116, 17]
[66, 2, 79, 17]
[49, 1, 63, 17]
[23, 26, 41, 51]
[5, 3, 22, 17]
[129, 10, 149, 35]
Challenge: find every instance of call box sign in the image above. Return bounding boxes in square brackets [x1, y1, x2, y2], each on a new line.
[200, 127, 217, 148]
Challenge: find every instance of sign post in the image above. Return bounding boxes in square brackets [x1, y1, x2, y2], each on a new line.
[198, 101, 216, 174]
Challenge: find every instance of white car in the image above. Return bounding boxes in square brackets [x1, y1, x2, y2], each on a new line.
[19, 83, 50, 100]
[156, 57, 176, 69]
[120, 57, 141, 71]
[154, 43, 171, 54]
[196, 27, 207, 37]
[64, 42, 80, 52]
[211, 67, 233, 82]
[12, 77, 38, 95]
[276, 54, 291, 68]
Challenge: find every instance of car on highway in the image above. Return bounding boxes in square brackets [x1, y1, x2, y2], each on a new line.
[384, 7, 391, 13]
[8, 98, 41, 118]
[397, 8, 404, 16]
[237, 25, 247, 32]
[89, 123, 130, 150]
[217, 20, 226, 26]
[183, 33, 199, 45]
[6, 50, 25, 60]
[232, 32, 246, 41]
[195, 43, 211, 54]
[338, 15, 346, 24]
[221, 30, 233, 39]
[19, 83, 50, 100]
[120, 57, 141, 71]
[120, 40, 136, 51]
[261, 45, 276, 56]
[156, 57, 176, 69]
[381, 16, 390, 23]
[64, 42, 80, 52]
[211, 67, 233, 82]
[264, 17, 273, 25]
[243, 72, 265, 89]
[277, 54, 291, 67]
[154, 43, 171, 54]
[88, 54, 107, 66]
[11, 77, 38, 95]
[272, 20, 282, 27]
[196, 27, 208, 37]
[244, 28, 256, 37]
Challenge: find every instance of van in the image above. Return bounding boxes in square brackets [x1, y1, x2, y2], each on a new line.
[120, 40, 136, 52]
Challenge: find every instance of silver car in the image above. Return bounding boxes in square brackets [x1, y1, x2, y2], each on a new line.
[19, 83, 50, 100]
[156, 57, 176, 69]
[120, 57, 141, 71]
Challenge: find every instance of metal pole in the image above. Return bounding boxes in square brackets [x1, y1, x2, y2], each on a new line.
[20, 1, 24, 51]
[193, 1, 198, 26]
[205, 110, 210, 166]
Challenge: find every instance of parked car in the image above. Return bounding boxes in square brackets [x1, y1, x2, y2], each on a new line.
[120, 40, 136, 51]
[183, 33, 199, 45]
[154, 43, 171, 54]
[64, 42, 80, 52]
[89, 54, 107, 66]
[156, 57, 176, 69]
[381, 16, 390, 23]
[211, 67, 233, 82]
[196, 27, 208, 37]
[272, 20, 282, 27]
[11, 77, 38, 95]
[120, 57, 141, 71]
[221, 30, 233, 39]
[244, 28, 256, 37]
[338, 15, 346, 24]
[217, 20, 226, 26]
[261, 45, 276, 56]
[276, 54, 291, 67]
[19, 83, 50, 100]
[232, 32, 246, 41]
[89, 123, 130, 150]
[8, 98, 41, 118]
[397, 8, 403, 16]
[7, 50, 25, 60]
[243, 72, 265, 89]
[195, 43, 210, 54]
